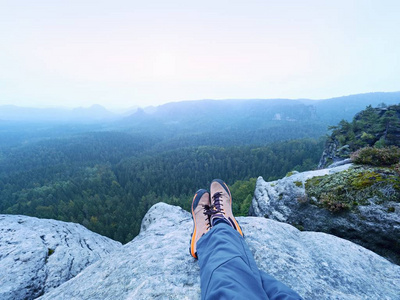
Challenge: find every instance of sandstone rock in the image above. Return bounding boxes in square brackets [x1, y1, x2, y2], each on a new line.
[318, 138, 340, 168]
[41, 203, 400, 300]
[249, 164, 400, 264]
[328, 158, 352, 168]
[39, 203, 201, 300]
[318, 140, 353, 169]
[0, 215, 121, 300]
[249, 164, 352, 219]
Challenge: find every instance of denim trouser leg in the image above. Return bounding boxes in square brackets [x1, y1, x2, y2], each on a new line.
[196, 223, 303, 300]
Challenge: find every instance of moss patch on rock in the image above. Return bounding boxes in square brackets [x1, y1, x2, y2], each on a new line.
[286, 171, 298, 177]
[305, 166, 400, 212]
[294, 181, 303, 187]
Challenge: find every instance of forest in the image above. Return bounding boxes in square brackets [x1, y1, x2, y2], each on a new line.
[0, 122, 323, 242]
[1, 101, 398, 243]
[328, 104, 400, 151]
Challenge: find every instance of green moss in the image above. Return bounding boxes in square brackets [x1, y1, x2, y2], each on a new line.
[305, 166, 400, 212]
[351, 146, 400, 166]
[286, 171, 297, 177]
[293, 224, 305, 231]
[46, 248, 55, 263]
[388, 207, 395, 213]
[320, 193, 350, 212]
[305, 176, 324, 188]
[351, 171, 383, 189]
[294, 181, 303, 187]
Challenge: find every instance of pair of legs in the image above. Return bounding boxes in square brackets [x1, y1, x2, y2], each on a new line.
[190, 179, 303, 300]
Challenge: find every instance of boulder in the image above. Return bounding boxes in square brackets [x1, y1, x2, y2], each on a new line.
[249, 164, 400, 264]
[0, 215, 121, 300]
[40, 203, 400, 300]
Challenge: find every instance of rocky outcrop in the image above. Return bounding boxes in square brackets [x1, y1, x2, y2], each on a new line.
[0, 215, 121, 300]
[250, 163, 400, 265]
[318, 104, 400, 169]
[40, 203, 400, 300]
[2, 203, 400, 299]
[318, 137, 339, 168]
[318, 138, 352, 168]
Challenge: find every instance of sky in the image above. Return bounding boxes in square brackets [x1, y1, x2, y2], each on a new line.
[1, 0, 400, 110]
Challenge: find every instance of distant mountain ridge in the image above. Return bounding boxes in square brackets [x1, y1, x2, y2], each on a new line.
[308, 92, 400, 123]
[2, 92, 398, 151]
[1, 92, 399, 124]
[114, 92, 400, 147]
[0, 104, 117, 123]
[123, 92, 400, 127]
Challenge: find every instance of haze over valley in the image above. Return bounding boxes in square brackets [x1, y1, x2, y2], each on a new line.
[1, 92, 399, 243]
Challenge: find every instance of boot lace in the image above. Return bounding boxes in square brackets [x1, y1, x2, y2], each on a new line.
[202, 205, 213, 230]
[203, 192, 225, 217]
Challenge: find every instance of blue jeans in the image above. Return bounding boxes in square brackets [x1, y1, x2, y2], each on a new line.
[196, 223, 303, 300]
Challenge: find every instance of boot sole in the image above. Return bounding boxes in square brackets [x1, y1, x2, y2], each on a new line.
[190, 189, 209, 259]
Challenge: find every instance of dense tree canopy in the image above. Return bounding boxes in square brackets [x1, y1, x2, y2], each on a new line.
[4, 103, 399, 243]
[0, 129, 323, 243]
[328, 104, 400, 151]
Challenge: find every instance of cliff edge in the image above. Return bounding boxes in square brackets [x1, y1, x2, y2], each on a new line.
[43, 203, 400, 299]
[2, 203, 399, 299]
[250, 163, 400, 265]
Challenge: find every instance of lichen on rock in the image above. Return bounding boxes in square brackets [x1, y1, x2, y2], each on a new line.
[305, 165, 400, 211]
[250, 163, 400, 264]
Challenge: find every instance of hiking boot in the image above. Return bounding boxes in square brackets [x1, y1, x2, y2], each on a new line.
[209, 179, 244, 236]
[190, 189, 212, 259]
